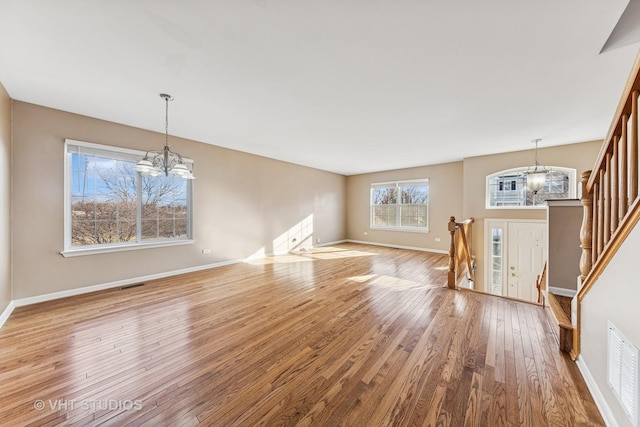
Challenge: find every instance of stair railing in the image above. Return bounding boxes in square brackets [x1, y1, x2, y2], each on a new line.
[574, 50, 640, 359]
[447, 216, 475, 289]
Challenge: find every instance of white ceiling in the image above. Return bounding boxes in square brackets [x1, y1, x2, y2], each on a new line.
[1, 1, 639, 175]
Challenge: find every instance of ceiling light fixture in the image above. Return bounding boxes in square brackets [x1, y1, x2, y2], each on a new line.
[135, 93, 195, 179]
[524, 138, 548, 194]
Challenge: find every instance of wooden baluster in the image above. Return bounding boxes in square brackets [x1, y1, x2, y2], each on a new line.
[579, 171, 593, 285]
[611, 143, 618, 232]
[631, 91, 639, 202]
[619, 132, 628, 220]
[467, 218, 474, 282]
[597, 170, 604, 256]
[448, 216, 456, 289]
[603, 160, 611, 244]
[592, 181, 598, 264]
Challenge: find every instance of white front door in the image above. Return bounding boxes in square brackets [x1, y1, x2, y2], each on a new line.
[506, 222, 546, 302]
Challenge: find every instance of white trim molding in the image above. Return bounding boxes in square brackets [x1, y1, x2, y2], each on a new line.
[0, 300, 15, 329]
[4, 239, 429, 328]
[13, 258, 243, 307]
[316, 240, 348, 247]
[11, 241, 349, 309]
[346, 239, 448, 254]
[548, 286, 577, 298]
[576, 355, 618, 427]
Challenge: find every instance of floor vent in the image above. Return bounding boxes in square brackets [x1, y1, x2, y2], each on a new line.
[120, 283, 145, 290]
[608, 321, 639, 427]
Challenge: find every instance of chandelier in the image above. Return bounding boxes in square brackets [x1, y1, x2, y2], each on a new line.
[135, 94, 195, 179]
[524, 138, 549, 194]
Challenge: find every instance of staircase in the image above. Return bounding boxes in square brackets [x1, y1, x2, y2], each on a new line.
[570, 49, 640, 359]
[544, 292, 573, 353]
[447, 216, 475, 289]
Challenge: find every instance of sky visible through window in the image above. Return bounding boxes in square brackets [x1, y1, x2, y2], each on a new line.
[70, 152, 189, 246]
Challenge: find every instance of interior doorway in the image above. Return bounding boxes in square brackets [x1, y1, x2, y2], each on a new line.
[485, 219, 546, 303]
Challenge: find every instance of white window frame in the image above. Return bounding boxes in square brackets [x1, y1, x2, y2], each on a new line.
[370, 178, 429, 233]
[485, 166, 576, 210]
[62, 139, 194, 257]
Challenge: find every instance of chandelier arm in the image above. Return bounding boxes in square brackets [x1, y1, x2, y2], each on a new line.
[136, 93, 195, 179]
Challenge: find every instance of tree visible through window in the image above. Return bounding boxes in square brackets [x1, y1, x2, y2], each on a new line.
[371, 179, 429, 231]
[65, 140, 192, 251]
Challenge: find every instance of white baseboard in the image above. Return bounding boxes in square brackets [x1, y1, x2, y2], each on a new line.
[549, 287, 577, 298]
[576, 355, 618, 427]
[12, 258, 244, 307]
[11, 242, 352, 310]
[314, 239, 348, 248]
[345, 239, 448, 254]
[0, 300, 15, 329]
[5, 238, 430, 326]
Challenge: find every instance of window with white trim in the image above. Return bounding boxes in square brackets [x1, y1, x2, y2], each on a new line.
[64, 139, 193, 254]
[370, 179, 429, 231]
[486, 166, 576, 208]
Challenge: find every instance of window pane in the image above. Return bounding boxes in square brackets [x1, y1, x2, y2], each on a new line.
[67, 141, 193, 250]
[372, 187, 397, 205]
[488, 174, 526, 207]
[492, 242, 501, 256]
[70, 153, 137, 246]
[373, 205, 396, 227]
[487, 168, 574, 208]
[400, 184, 428, 204]
[534, 170, 571, 203]
[371, 181, 428, 230]
[140, 174, 189, 241]
[490, 227, 503, 296]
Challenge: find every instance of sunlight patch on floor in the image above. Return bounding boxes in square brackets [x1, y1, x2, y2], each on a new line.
[247, 246, 377, 265]
[246, 254, 312, 265]
[298, 247, 376, 260]
[348, 274, 437, 291]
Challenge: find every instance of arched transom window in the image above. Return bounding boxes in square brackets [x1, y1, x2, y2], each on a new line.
[486, 166, 576, 208]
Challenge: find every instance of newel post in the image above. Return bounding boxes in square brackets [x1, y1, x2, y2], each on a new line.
[448, 216, 457, 289]
[579, 171, 593, 285]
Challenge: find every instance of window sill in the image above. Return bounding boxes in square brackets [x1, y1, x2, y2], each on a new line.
[370, 227, 429, 234]
[60, 239, 195, 257]
[485, 205, 547, 210]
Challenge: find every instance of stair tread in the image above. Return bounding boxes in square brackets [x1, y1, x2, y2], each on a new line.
[547, 292, 572, 329]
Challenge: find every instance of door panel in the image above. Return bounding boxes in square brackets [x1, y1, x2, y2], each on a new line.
[507, 222, 546, 302]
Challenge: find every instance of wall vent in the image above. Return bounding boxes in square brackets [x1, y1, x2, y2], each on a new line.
[608, 321, 639, 427]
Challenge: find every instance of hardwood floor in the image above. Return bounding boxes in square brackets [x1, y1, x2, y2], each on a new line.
[0, 243, 603, 426]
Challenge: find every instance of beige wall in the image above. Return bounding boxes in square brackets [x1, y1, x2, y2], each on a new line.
[0, 84, 11, 312]
[11, 102, 346, 299]
[581, 225, 640, 427]
[462, 141, 602, 289]
[346, 162, 463, 252]
[547, 203, 582, 292]
[345, 141, 601, 290]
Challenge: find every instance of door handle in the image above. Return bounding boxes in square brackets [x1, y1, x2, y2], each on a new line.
[511, 272, 516, 277]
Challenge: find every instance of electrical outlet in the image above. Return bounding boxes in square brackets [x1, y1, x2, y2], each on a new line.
[435, 237, 441, 242]
[364, 231, 368, 236]
[202, 248, 211, 254]
[316, 238, 320, 243]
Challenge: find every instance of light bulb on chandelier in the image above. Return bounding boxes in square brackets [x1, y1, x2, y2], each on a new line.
[524, 138, 548, 194]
